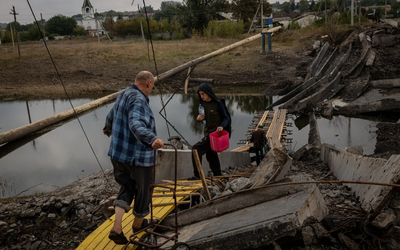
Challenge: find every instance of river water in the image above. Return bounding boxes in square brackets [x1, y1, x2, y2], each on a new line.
[0, 94, 381, 198]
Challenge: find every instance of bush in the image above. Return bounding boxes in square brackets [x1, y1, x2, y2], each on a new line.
[73, 26, 86, 36]
[203, 20, 244, 38]
[287, 21, 301, 30]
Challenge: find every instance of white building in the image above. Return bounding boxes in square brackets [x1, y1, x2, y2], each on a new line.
[75, 0, 105, 36]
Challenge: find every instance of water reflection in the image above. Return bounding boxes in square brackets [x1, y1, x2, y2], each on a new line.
[0, 94, 266, 198]
[0, 94, 383, 198]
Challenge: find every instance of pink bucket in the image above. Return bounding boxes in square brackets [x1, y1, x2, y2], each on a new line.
[209, 130, 230, 152]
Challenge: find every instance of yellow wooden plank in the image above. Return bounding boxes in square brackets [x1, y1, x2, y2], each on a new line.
[77, 184, 200, 250]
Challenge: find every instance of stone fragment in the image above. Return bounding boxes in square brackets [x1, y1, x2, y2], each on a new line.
[48, 213, 56, 220]
[371, 209, 397, 229]
[302, 225, 315, 246]
[228, 177, 251, 192]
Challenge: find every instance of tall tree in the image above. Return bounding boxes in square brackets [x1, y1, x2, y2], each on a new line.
[310, 0, 315, 11]
[232, 0, 272, 24]
[154, 5, 180, 21]
[281, 2, 291, 13]
[299, 0, 309, 12]
[45, 15, 77, 36]
[290, 2, 296, 12]
[177, 0, 229, 35]
[140, 6, 155, 14]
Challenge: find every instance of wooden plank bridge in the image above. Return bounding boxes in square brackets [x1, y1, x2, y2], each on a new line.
[76, 180, 204, 250]
[231, 109, 291, 152]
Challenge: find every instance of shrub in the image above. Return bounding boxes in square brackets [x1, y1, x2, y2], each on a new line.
[73, 26, 86, 36]
[203, 20, 244, 38]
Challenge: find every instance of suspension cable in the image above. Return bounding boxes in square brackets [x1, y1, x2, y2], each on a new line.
[26, 0, 112, 190]
[141, 0, 173, 139]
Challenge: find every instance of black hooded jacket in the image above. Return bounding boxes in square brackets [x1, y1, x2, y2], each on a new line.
[197, 83, 229, 135]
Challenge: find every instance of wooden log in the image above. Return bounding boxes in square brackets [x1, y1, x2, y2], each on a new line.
[184, 67, 191, 94]
[0, 95, 117, 145]
[193, 149, 211, 200]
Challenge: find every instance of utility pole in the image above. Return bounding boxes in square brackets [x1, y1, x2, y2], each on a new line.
[385, 0, 387, 18]
[261, 0, 264, 30]
[10, 24, 15, 47]
[95, 9, 100, 43]
[137, 4, 145, 44]
[9, 5, 21, 59]
[248, 2, 261, 34]
[40, 13, 45, 40]
[351, 0, 354, 26]
[325, 0, 327, 26]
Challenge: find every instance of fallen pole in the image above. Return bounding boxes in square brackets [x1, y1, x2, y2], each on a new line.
[0, 33, 268, 145]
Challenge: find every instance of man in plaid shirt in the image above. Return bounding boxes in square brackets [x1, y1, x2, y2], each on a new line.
[103, 71, 165, 245]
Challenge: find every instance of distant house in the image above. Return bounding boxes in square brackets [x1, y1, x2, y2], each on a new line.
[74, 0, 105, 36]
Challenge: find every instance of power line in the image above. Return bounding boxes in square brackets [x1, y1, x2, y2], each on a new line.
[25, 0, 113, 194]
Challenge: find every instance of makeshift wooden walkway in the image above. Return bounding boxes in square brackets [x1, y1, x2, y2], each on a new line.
[76, 180, 203, 250]
[232, 109, 289, 152]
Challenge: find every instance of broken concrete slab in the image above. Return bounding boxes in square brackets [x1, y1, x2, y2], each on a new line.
[333, 89, 400, 115]
[162, 184, 319, 228]
[165, 185, 327, 250]
[371, 78, 400, 89]
[372, 34, 400, 47]
[249, 148, 292, 187]
[320, 143, 400, 212]
[266, 77, 317, 110]
[296, 72, 342, 113]
[307, 42, 330, 80]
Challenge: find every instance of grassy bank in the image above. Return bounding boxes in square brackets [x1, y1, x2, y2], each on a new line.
[0, 27, 347, 100]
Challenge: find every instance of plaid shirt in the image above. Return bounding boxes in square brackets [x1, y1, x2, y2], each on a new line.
[105, 84, 158, 167]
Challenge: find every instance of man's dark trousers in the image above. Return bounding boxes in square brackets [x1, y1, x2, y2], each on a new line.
[191, 135, 222, 178]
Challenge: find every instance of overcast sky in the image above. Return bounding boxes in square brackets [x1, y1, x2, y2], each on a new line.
[0, 0, 168, 24]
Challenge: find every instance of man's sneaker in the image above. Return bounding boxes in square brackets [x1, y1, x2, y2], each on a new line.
[187, 176, 200, 181]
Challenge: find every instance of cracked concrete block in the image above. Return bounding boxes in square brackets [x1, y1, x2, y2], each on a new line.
[168, 185, 328, 250]
[249, 148, 291, 187]
[320, 144, 400, 212]
[228, 177, 251, 192]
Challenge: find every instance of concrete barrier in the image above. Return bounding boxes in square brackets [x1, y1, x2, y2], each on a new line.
[320, 144, 400, 212]
[155, 149, 251, 183]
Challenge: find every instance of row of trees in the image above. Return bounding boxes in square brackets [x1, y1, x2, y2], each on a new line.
[1, 0, 400, 43]
[1, 15, 87, 43]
